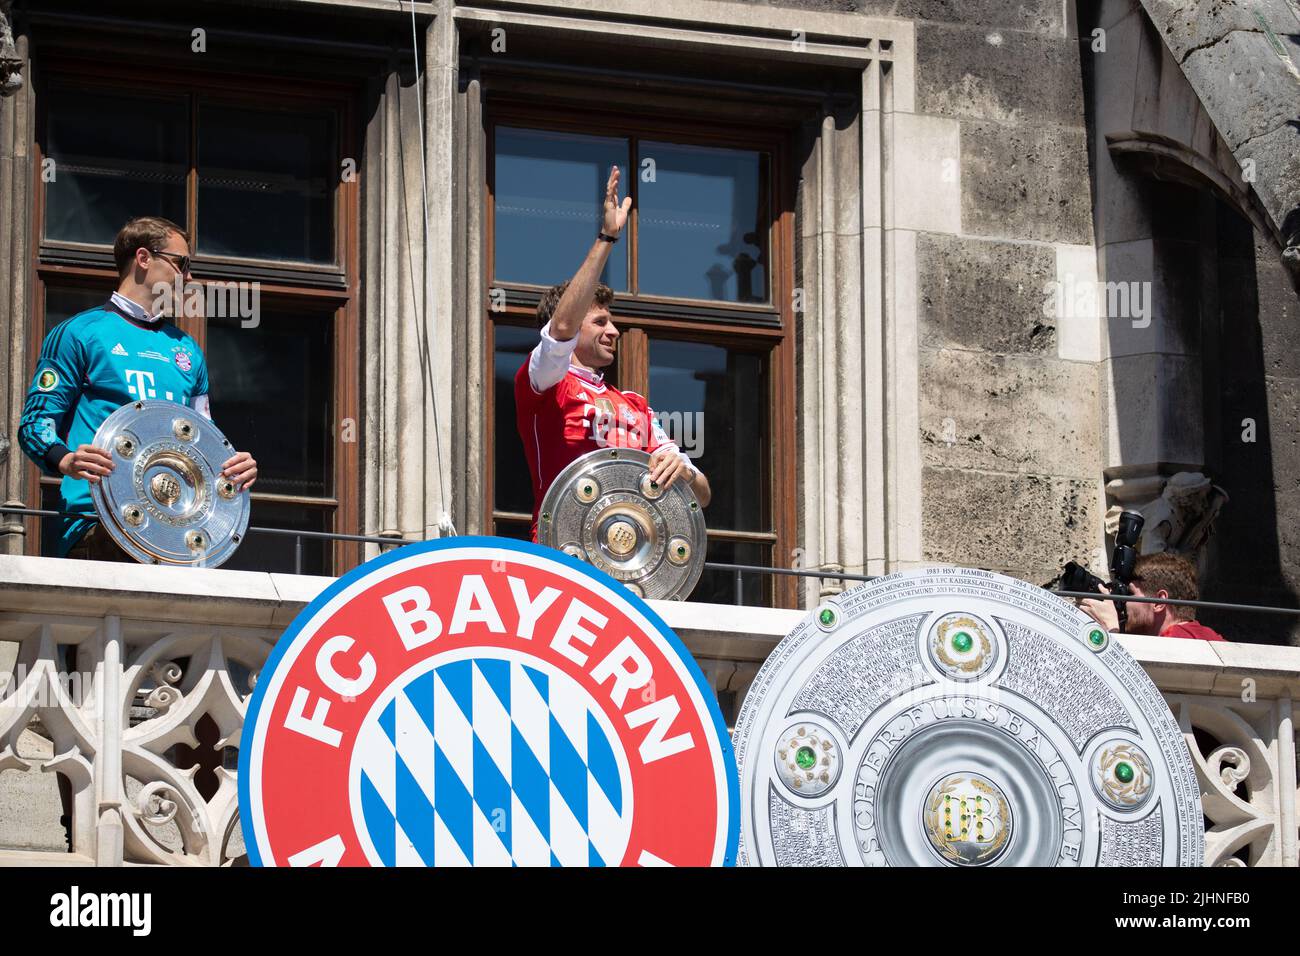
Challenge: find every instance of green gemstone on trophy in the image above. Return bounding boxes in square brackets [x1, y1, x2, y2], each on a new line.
[1114, 761, 1135, 783]
[676, 545, 686, 556]
[1089, 629, 1106, 646]
[795, 746, 817, 770]
[818, 608, 836, 626]
[952, 631, 973, 653]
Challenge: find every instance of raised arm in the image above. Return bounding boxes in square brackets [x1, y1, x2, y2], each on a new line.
[548, 165, 631, 342]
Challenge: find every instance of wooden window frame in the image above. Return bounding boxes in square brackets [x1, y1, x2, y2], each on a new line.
[25, 56, 362, 573]
[483, 100, 798, 607]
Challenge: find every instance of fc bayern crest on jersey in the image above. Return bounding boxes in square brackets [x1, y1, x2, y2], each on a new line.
[173, 348, 192, 372]
[239, 537, 738, 866]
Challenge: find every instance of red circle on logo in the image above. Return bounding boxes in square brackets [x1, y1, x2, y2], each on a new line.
[240, 538, 737, 866]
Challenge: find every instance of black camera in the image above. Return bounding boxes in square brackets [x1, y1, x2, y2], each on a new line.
[1057, 510, 1144, 631]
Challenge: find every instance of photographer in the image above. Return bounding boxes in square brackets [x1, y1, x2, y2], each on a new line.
[1079, 552, 1226, 641]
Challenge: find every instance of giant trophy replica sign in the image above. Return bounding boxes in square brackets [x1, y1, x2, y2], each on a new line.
[538, 448, 706, 601]
[90, 399, 249, 567]
[240, 537, 738, 866]
[732, 567, 1204, 867]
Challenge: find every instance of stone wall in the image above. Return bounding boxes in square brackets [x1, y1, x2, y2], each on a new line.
[745, 0, 1300, 626]
[890, 2, 1103, 583]
[2, 0, 1296, 627]
[728, 0, 1107, 584]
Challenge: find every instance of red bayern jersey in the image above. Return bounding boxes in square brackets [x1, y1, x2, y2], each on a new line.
[515, 340, 670, 541]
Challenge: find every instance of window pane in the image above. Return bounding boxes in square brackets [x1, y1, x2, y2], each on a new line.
[44, 287, 108, 335]
[44, 89, 187, 245]
[493, 521, 532, 542]
[493, 324, 538, 516]
[637, 142, 767, 303]
[222, 502, 329, 575]
[197, 104, 335, 263]
[692, 538, 771, 606]
[494, 127, 628, 290]
[648, 338, 767, 532]
[205, 309, 333, 498]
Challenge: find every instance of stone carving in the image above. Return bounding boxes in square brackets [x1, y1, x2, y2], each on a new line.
[0, 620, 272, 865]
[1, 566, 1296, 867]
[1167, 695, 1290, 867]
[1105, 471, 1228, 556]
[0, 2, 23, 97]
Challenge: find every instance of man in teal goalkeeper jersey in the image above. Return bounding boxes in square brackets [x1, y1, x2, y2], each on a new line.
[18, 216, 258, 559]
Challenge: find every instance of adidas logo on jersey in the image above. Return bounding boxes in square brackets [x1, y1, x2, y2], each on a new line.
[577, 391, 591, 401]
[111, 343, 128, 356]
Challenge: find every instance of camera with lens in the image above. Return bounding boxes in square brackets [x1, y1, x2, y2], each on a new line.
[1056, 510, 1144, 631]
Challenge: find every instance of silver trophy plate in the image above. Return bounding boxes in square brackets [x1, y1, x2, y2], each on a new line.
[538, 447, 706, 601]
[89, 399, 250, 568]
[732, 567, 1204, 867]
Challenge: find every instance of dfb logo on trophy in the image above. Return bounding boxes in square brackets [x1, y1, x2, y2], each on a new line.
[239, 537, 738, 866]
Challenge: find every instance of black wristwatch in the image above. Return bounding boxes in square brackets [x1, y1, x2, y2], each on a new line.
[597, 231, 619, 243]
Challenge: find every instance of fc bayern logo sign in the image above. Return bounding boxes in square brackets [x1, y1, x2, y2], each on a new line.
[239, 537, 738, 866]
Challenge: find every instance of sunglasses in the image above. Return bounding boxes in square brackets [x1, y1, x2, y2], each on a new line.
[149, 248, 192, 275]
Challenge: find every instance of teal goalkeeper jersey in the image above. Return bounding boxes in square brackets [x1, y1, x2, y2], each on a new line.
[18, 301, 210, 555]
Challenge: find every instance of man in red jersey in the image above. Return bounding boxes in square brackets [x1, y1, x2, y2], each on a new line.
[1080, 552, 1227, 641]
[515, 165, 712, 541]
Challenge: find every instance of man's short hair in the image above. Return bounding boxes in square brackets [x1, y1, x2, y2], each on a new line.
[1132, 552, 1200, 620]
[536, 281, 614, 328]
[113, 217, 190, 278]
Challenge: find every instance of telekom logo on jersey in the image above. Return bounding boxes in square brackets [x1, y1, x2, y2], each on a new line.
[124, 369, 177, 403]
[284, 572, 696, 765]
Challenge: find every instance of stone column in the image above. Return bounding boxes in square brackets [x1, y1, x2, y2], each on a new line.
[798, 29, 925, 605]
[1092, 1, 1228, 537]
[422, 3, 459, 538]
[0, 10, 30, 557]
[360, 63, 422, 548]
[798, 106, 859, 598]
[446, 39, 488, 536]
[360, 10, 460, 550]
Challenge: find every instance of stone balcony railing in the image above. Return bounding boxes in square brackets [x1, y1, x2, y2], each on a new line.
[0, 555, 1296, 867]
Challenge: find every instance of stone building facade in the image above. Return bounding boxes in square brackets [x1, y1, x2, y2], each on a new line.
[1, 0, 1298, 869]
[0, 0, 1296, 641]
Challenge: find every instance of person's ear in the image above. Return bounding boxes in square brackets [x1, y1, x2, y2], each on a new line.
[134, 246, 152, 274]
[1153, 588, 1171, 616]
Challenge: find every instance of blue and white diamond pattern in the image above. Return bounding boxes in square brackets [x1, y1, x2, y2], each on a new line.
[352, 652, 631, 866]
